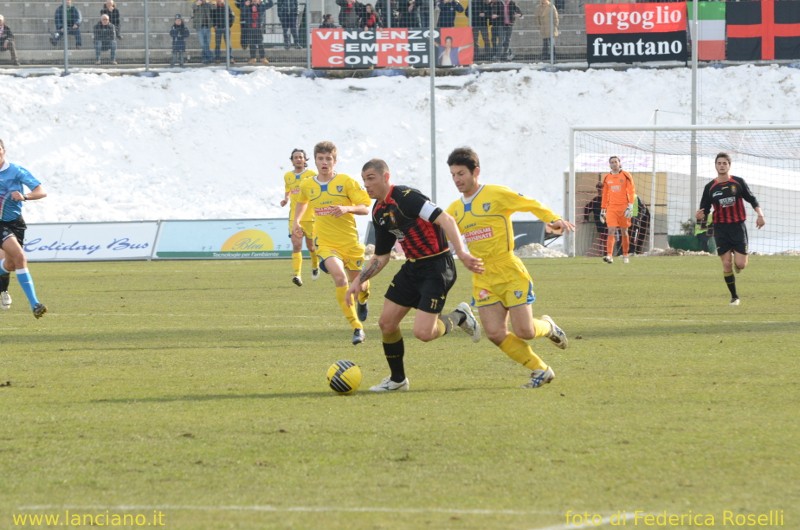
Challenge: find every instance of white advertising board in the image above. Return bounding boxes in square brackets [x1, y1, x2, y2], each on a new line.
[153, 219, 293, 259]
[25, 222, 159, 261]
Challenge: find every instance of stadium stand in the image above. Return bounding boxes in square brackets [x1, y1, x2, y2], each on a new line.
[0, 0, 588, 67]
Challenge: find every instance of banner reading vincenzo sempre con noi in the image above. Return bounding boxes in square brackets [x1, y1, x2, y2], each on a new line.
[585, 3, 688, 65]
[311, 27, 474, 69]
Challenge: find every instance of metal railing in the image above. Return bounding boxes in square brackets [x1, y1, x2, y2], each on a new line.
[1, 0, 576, 72]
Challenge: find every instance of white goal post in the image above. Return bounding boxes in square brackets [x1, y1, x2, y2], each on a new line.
[567, 125, 800, 258]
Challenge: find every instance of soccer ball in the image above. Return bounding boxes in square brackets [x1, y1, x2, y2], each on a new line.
[326, 360, 362, 395]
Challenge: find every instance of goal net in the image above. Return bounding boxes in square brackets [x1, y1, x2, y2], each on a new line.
[568, 125, 800, 257]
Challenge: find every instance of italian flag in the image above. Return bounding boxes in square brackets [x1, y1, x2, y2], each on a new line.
[687, 2, 726, 61]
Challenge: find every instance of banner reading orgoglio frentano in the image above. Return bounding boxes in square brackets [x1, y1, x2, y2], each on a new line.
[585, 3, 688, 65]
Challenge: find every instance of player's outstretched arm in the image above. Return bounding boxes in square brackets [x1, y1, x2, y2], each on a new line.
[434, 211, 484, 274]
[549, 218, 576, 234]
[333, 204, 370, 217]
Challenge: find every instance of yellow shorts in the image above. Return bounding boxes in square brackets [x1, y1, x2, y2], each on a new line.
[289, 220, 315, 239]
[317, 241, 366, 272]
[472, 254, 535, 308]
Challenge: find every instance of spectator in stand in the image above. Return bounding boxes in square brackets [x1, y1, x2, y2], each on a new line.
[467, 0, 492, 60]
[582, 181, 607, 257]
[694, 216, 714, 253]
[54, 0, 83, 49]
[170, 14, 190, 67]
[251, 0, 274, 63]
[93, 13, 117, 64]
[437, 0, 464, 28]
[375, 0, 395, 27]
[629, 195, 650, 255]
[416, 0, 430, 28]
[100, 0, 121, 40]
[0, 15, 20, 66]
[535, 0, 558, 61]
[397, 0, 419, 28]
[490, 0, 522, 60]
[212, 0, 235, 62]
[236, 0, 248, 48]
[192, 0, 214, 64]
[237, 0, 272, 65]
[336, 0, 364, 29]
[320, 13, 336, 27]
[361, 4, 380, 30]
[277, 0, 302, 48]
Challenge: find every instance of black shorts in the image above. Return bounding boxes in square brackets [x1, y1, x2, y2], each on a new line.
[0, 217, 27, 246]
[385, 252, 457, 314]
[714, 222, 748, 256]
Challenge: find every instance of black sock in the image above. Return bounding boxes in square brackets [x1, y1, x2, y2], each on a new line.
[383, 338, 405, 382]
[724, 272, 738, 299]
[0, 273, 9, 292]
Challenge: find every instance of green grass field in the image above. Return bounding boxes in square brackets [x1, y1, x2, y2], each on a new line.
[2, 257, 798, 530]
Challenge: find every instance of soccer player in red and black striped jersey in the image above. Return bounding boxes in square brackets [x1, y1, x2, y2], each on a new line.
[696, 152, 766, 306]
[346, 158, 484, 392]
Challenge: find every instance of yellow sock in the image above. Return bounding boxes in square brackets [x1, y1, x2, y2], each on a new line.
[498, 333, 547, 371]
[291, 252, 302, 277]
[336, 285, 361, 329]
[357, 280, 370, 305]
[435, 319, 446, 339]
[383, 329, 403, 344]
[532, 318, 552, 339]
[310, 250, 319, 270]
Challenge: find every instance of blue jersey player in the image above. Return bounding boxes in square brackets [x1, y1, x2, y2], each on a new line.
[0, 139, 47, 318]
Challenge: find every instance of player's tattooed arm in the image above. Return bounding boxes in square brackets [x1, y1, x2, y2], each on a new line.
[359, 254, 389, 283]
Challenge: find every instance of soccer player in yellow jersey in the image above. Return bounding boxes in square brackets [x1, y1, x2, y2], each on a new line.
[293, 141, 372, 345]
[280, 148, 319, 286]
[600, 156, 635, 264]
[446, 147, 575, 389]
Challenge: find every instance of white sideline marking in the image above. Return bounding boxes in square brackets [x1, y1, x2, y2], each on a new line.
[21, 504, 562, 517]
[533, 512, 639, 530]
[584, 316, 786, 325]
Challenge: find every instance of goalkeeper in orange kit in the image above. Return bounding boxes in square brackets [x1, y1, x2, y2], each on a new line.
[600, 155, 635, 264]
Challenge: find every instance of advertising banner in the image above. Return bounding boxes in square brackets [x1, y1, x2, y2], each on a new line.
[25, 222, 158, 261]
[311, 27, 473, 68]
[586, 3, 688, 65]
[154, 219, 294, 259]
